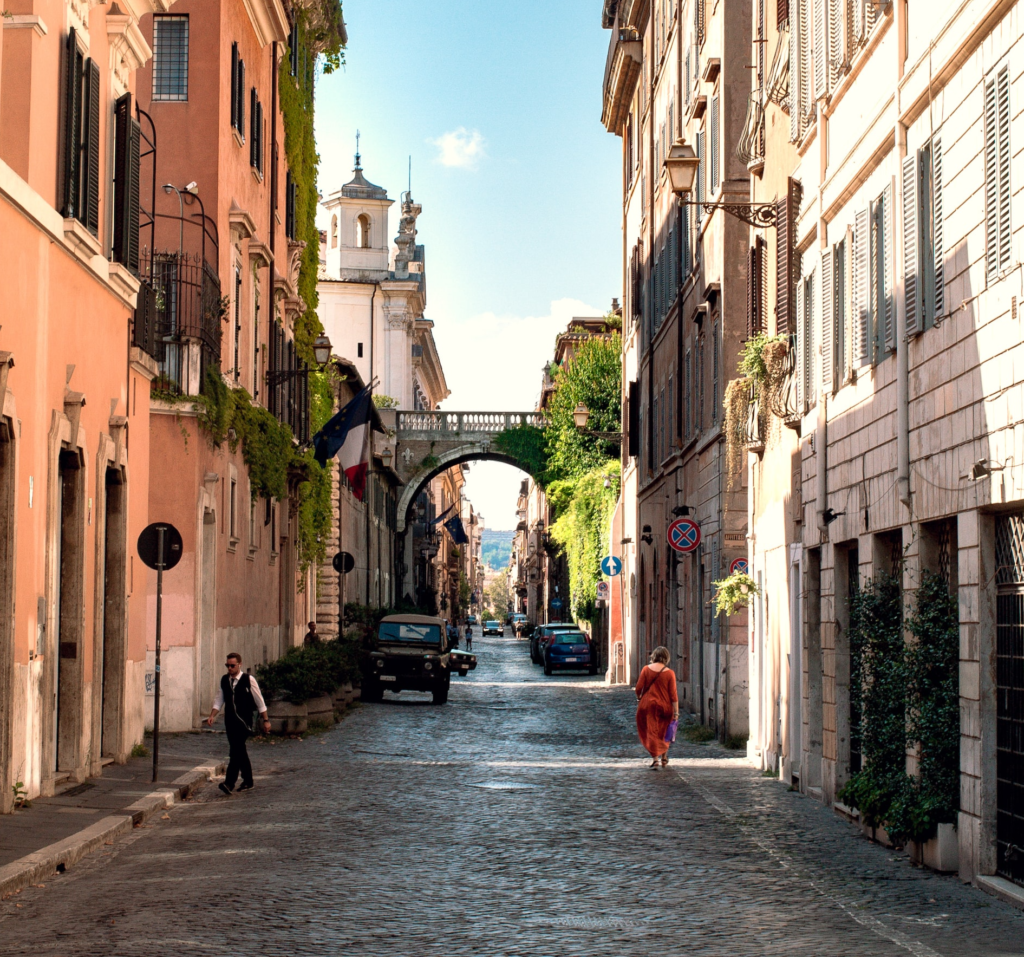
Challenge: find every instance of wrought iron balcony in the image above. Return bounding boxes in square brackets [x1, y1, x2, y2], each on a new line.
[745, 382, 765, 453]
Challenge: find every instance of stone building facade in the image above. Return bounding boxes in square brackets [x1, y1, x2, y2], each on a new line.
[602, 0, 750, 734]
[743, 0, 1024, 890]
[0, 0, 165, 805]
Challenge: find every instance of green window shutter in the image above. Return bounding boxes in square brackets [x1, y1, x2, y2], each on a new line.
[238, 60, 246, 142]
[62, 28, 81, 220]
[710, 95, 720, 193]
[932, 136, 943, 318]
[696, 129, 705, 222]
[984, 74, 999, 280]
[113, 93, 141, 274]
[853, 206, 870, 366]
[903, 152, 922, 337]
[997, 66, 1012, 273]
[84, 58, 101, 235]
[821, 247, 833, 392]
[250, 88, 257, 167]
[230, 43, 238, 130]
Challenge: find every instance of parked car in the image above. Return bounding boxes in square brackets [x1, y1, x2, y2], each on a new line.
[543, 630, 597, 676]
[482, 619, 504, 636]
[530, 623, 580, 663]
[361, 614, 477, 705]
[465, 615, 478, 627]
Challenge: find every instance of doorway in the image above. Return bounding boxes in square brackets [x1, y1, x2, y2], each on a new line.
[804, 548, 823, 790]
[994, 513, 1024, 885]
[0, 416, 15, 810]
[56, 448, 85, 773]
[199, 511, 217, 718]
[100, 468, 127, 758]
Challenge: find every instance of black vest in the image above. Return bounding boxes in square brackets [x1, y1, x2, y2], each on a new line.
[221, 672, 257, 731]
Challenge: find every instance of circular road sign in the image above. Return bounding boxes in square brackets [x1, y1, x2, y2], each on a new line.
[137, 523, 183, 571]
[601, 556, 622, 577]
[596, 581, 610, 601]
[667, 517, 701, 554]
[551, 598, 564, 609]
[730, 557, 750, 576]
[332, 551, 355, 575]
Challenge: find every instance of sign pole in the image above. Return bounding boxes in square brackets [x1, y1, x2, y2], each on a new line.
[152, 525, 164, 783]
[697, 540, 705, 727]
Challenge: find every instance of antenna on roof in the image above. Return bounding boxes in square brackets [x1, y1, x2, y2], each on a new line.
[355, 129, 361, 169]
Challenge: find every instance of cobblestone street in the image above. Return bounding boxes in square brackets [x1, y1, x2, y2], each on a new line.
[3, 631, 1023, 957]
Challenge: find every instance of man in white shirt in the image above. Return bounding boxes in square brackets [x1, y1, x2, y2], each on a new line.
[206, 653, 270, 794]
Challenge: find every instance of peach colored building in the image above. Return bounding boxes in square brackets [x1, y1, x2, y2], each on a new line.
[134, 0, 325, 731]
[0, 0, 166, 806]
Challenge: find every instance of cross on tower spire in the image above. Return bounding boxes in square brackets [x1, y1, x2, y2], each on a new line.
[355, 130, 361, 170]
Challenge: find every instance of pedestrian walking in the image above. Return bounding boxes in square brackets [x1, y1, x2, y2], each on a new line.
[206, 653, 270, 794]
[303, 620, 321, 646]
[464, 620, 472, 652]
[635, 646, 679, 770]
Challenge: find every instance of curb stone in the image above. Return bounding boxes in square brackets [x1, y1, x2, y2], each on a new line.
[0, 761, 225, 899]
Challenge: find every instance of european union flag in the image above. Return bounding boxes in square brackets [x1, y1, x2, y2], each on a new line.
[312, 385, 373, 469]
[444, 513, 470, 545]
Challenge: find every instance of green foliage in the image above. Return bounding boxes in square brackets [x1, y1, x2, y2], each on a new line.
[256, 636, 361, 704]
[12, 780, 29, 809]
[712, 572, 759, 616]
[420, 454, 441, 471]
[480, 530, 513, 570]
[484, 579, 509, 618]
[278, 13, 326, 361]
[372, 394, 399, 409]
[682, 723, 716, 743]
[459, 573, 471, 610]
[492, 425, 548, 480]
[549, 461, 620, 621]
[130, 743, 149, 759]
[543, 334, 622, 483]
[739, 333, 788, 385]
[839, 573, 961, 844]
[290, 0, 346, 70]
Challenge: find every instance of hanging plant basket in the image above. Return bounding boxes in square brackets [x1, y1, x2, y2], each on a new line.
[711, 572, 759, 616]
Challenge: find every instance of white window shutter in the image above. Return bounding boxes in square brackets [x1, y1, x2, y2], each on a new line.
[882, 182, 895, 352]
[903, 152, 922, 337]
[821, 247, 833, 392]
[853, 207, 870, 366]
[790, 0, 802, 142]
[813, 0, 827, 99]
[828, 0, 843, 88]
[997, 67, 1012, 273]
[984, 75, 1000, 280]
[796, 278, 805, 411]
[933, 136, 944, 318]
[804, 270, 816, 406]
[710, 96, 720, 193]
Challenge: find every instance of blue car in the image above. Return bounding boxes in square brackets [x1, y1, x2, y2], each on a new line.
[543, 631, 597, 676]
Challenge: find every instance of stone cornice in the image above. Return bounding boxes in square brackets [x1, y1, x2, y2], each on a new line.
[107, 11, 153, 72]
[241, 0, 289, 46]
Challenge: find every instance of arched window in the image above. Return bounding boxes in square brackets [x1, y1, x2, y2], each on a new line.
[356, 214, 370, 248]
[330, 215, 338, 248]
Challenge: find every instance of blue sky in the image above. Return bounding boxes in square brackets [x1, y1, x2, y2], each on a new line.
[314, 0, 621, 529]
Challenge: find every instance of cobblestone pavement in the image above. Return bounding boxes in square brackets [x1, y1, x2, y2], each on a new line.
[3, 631, 1024, 956]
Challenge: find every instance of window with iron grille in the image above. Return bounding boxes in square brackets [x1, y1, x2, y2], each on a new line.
[152, 16, 189, 101]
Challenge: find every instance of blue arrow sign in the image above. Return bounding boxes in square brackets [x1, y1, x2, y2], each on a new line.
[601, 556, 622, 577]
[550, 598, 563, 609]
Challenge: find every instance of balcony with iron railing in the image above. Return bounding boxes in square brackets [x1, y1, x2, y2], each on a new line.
[135, 249, 222, 396]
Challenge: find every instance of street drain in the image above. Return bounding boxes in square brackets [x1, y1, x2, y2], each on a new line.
[468, 781, 539, 790]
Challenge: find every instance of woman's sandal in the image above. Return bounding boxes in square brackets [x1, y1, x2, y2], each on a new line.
[649, 758, 660, 770]
[661, 755, 669, 767]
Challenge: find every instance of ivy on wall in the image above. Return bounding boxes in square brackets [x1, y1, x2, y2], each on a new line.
[492, 424, 548, 479]
[838, 572, 961, 844]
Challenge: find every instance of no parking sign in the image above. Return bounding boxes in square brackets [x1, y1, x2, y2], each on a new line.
[667, 517, 701, 553]
[730, 557, 750, 576]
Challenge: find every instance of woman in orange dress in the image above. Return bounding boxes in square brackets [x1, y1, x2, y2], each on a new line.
[635, 646, 679, 769]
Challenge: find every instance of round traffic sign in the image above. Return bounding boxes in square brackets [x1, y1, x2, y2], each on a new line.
[596, 581, 610, 601]
[601, 556, 622, 577]
[332, 551, 355, 574]
[667, 517, 701, 553]
[551, 598, 563, 609]
[137, 523, 183, 571]
[730, 557, 750, 576]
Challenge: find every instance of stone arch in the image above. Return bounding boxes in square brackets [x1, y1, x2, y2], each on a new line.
[396, 443, 538, 533]
[356, 213, 371, 248]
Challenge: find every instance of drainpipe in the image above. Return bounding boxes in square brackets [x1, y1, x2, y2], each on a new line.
[895, 1, 911, 511]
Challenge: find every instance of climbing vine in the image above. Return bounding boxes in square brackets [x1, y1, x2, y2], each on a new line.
[550, 461, 620, 621]
[492, 424, 548, 480]
[838, 572, 961, 844]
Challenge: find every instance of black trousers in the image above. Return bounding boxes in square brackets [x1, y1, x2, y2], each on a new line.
[225, 719, 253, 788]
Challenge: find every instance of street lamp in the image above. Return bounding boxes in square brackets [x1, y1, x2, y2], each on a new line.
[312, 333, 333, 368]
[267, 333, 333, 386]
[663, 137, 777, 229]
[573, 403, 590, 429]
[380, 446, 393, 469]
[571, 402, 621, 444]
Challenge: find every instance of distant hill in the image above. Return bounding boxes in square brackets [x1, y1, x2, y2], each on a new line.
[480, 529, 514, 570]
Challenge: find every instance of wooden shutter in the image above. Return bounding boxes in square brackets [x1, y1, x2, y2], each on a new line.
[984, 75, 999, 279]
[682, 204, 692, 279]
[113, 93, 141, 274]
[627, 380, 640, 458]
[231, 43, 239, 130]
[778, 0, 790, 24]
[821, 247, 833, 392]
[256, 100, 264, 173]
[803, 270, 815, 406]
[997, 67, 1012, 273]
[62, 29, 81, 220]
[882, 181, 895, 352]
[237, 60, 246, 141]
[289, 22, 299, 77]
[790, 0, 802, 141]
[250, 88, 257, 167]
[853, 207, 870, 365]
[776, 194, 790, 334]
[932, 137, 944, 318]
[813, 0, 826, 99]
[903, 152, 922, 337]
[747, 245, 757, 338]
[696, 0, 706, 46]
[710, 96, 720, 193]
[795, 278, 805, 410]
[828, 0, 843, 87]
[83, 58, 101, 235]
[696, 129, 705, 221]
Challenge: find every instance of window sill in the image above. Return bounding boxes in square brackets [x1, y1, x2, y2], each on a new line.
[233, 127, 245, 149]
[247, 546, 257, 562]
[251, 167, 263, 184]
[107, 261, 140, 303]
[227, 538, 239, 554]
[63, 217, 101, 261]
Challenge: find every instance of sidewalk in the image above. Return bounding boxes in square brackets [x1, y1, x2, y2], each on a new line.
[0, 728, 230, 895]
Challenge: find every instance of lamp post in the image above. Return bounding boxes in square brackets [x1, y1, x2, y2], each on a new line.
[572, 403, 622, 444]
[663, 137, 777, 228]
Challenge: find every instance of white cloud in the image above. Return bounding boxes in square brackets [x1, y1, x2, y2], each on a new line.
[429, 127, 486, 170]
[431, 298, 606, 530]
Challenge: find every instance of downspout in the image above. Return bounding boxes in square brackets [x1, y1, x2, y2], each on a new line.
[895, 0, 911, 510]
[366, 284, 377, 605]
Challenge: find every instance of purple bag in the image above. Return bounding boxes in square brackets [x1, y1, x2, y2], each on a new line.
[664, 719, 678, 743]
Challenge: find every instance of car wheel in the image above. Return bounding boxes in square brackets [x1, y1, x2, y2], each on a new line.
[432, 684, 449, 705]
[543, 660, 553, 676]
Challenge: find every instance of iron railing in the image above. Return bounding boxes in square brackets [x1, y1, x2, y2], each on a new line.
[397, 411, 548, 434]
[737, 93, 765, 167]
[138, 249, 222, 395]
[745, 382, 764, 450]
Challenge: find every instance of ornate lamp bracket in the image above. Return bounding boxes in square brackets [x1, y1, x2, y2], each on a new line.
[680, 201, 777, 228]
